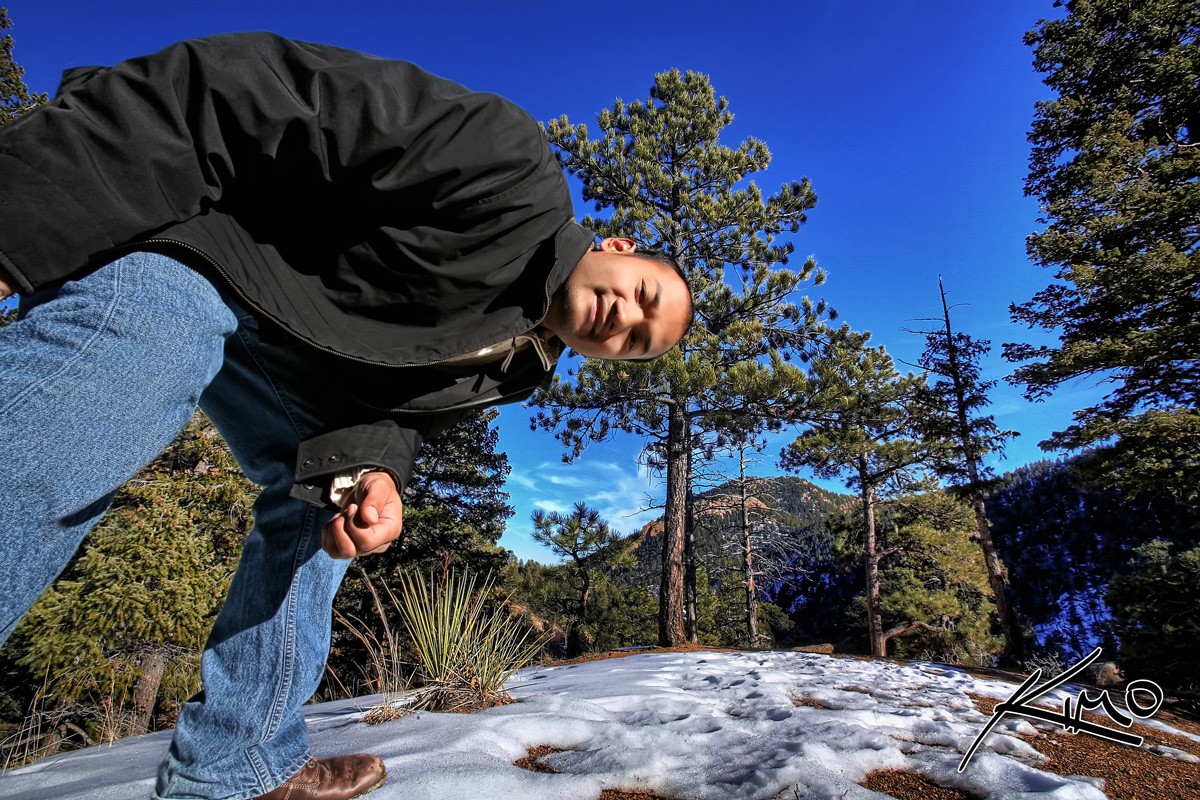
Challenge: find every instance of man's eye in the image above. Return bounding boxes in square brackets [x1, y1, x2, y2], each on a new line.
[627, 332, 637, 352]
[638, 282, 645, 303]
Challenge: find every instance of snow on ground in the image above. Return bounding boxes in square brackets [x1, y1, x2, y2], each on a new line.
[3, 650, 1182, 800]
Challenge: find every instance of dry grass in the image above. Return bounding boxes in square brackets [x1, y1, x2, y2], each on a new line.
[790, 692, 835, 710]
[834, 684, 874, 694]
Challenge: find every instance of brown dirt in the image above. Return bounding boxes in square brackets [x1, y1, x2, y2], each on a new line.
[961, 664, 1200, 734]
[513, 744, 674, 799]
[861, 769, 978, 799]
[962, 694, 1200, 800]
[513, 744, 569, 773]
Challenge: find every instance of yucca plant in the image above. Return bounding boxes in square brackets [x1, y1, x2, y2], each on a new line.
[395, 569, 548, 713]
[332, 566, 409, 700]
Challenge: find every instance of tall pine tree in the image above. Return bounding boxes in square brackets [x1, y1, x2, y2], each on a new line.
[782, 332, 936, 657]
[916, 280, 1022, 662]
[1006, 0, 1200, 503]
[689, 435, 786, 648]
[535, 70, 828, 646]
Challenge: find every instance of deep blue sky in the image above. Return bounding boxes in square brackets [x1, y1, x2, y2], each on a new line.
[5, 1, 1096, 561]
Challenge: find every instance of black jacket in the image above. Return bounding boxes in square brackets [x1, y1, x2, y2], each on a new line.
[0, 33, 594, 502]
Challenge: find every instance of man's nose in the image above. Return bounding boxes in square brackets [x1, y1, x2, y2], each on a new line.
[612, 298, 643, 331]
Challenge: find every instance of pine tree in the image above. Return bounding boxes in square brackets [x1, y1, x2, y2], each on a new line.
[915, 280, 1023, 662]
[531, 503, 627, 656]
[0, 7, 42, 323]
[1006, 0, 1200, 502]
[724, 440, 770, 648]
[1107, 539, 1200, 698]
[394, 408, 514, 573]
[877, 492, 1001, 663]
[0, 7, 46, 127]
[6, 413, 254, 742]
[986, 457, 1200, 661]
[782, 332, 937, 657]
[535, 70, 828, 646]
[689, 436, 792, 648]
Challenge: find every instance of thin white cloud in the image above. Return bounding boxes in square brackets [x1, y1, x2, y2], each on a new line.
[502, 442, 671, 558]
[541, 472, 586, 487]
[507, 472, 541, 491]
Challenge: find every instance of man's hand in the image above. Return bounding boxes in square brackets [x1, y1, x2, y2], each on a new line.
[322, 470, 403, 559]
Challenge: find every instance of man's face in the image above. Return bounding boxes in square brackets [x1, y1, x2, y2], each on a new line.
[542, 238, 692, 360]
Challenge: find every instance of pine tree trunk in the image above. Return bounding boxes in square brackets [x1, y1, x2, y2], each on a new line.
[860, 468, 884, 657]
[128, 649, 166, 736]
[658, 400, 688, 646]
[742, 504, 760, 649]
[568, 560, 592, 658]
[740, 454, 760, 648]
[684, 445, 699, 643]
[580, 570, 591, 623]
[972, 495, 1024, 662]
[567, 623, 584, 658]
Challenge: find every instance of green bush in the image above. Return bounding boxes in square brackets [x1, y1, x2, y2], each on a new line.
[1108, 540, 1200, 699]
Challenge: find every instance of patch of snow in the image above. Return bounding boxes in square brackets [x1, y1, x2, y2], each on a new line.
[3, 651, 1174, 799]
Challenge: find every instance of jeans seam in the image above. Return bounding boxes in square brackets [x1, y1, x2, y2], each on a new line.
[0, 261, 125, 416]
[260, 502, 318, 748]
[239, 503, 318, 795]
[243, 749, 314, 800]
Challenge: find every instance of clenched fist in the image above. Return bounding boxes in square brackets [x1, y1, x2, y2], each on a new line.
[322, 470, 403, 558]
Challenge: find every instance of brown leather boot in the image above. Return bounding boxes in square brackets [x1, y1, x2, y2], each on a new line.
[253, 755, 387, 800]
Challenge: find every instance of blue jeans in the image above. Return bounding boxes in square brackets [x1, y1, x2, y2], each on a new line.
[0, 252, 352, 800]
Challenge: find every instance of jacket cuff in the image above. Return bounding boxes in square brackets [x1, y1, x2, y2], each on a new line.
[329, 466, 403, 507]
[289, 422, 423, 509]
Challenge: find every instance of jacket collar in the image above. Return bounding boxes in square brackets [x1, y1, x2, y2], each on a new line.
[546, 221, 597, 303]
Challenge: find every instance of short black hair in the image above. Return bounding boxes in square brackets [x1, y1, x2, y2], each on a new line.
[626, 246, 682, 275]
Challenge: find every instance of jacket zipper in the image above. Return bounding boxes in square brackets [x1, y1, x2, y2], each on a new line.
[136, 237, 554, 415]
[138, 237, 552, 371]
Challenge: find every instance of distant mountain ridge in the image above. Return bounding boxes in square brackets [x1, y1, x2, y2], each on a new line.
[629, 475, 850, 550]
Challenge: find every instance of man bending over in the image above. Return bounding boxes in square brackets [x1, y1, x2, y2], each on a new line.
[0, 33, 690, 800]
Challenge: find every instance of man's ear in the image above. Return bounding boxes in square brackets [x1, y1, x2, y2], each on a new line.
[597, 237, 637, 254]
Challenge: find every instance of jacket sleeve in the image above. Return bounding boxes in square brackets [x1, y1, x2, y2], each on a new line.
[289, 413, 470, 509]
